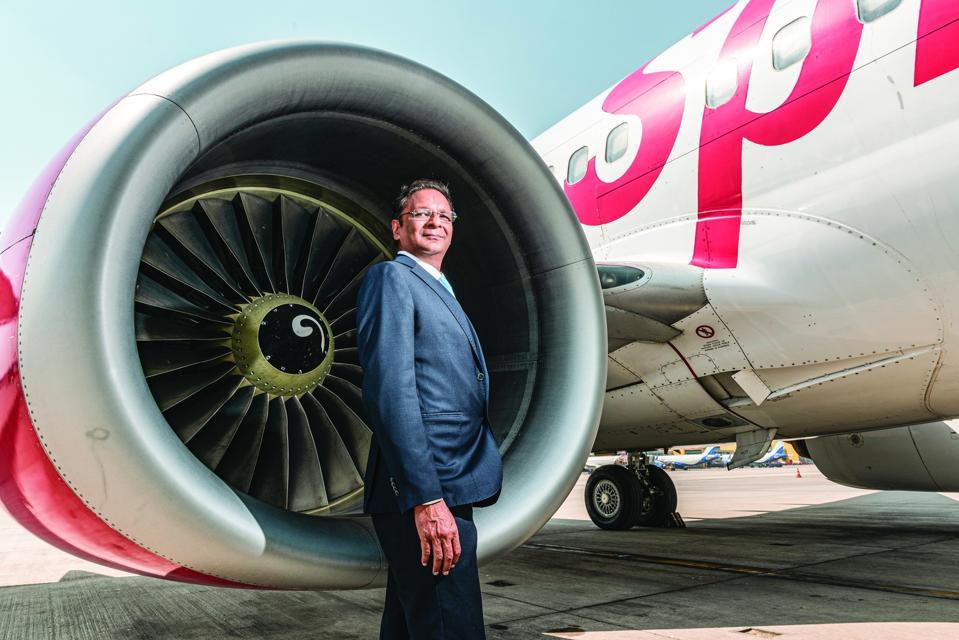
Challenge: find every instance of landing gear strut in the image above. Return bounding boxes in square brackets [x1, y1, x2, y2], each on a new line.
[585, 453, 683, 530]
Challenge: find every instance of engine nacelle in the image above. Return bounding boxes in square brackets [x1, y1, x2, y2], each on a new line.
[0, 43, 606, 589]
[804, 422, 959, 491]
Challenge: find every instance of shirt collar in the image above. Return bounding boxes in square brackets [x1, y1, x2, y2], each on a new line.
[397, 251, 443, 281]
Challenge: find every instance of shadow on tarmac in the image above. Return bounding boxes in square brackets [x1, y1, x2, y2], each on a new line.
[1, 491, 958, 639]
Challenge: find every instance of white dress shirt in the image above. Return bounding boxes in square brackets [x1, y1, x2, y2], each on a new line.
[398, 251, 455, 296]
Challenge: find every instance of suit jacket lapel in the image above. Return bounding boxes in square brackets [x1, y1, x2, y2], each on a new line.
[394, 255, 482, 366]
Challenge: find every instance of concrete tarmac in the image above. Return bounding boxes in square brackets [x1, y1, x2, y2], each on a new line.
[2, 466, 959, 639]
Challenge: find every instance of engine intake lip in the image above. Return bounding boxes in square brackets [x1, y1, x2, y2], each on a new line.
[17, 42, 606, 589]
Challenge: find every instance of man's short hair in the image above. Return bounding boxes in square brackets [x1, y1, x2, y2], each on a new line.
[393, 179, 454, 219]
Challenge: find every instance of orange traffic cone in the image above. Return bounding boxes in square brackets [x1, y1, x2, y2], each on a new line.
[795, 467, 802, 478]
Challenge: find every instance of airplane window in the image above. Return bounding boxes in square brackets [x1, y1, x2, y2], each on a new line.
[857, 0, 902, 22]
[706, 58, 738, 108]
[605, 122, 629, 163]
[772, 17, 811, 71]
[597, 265, 645, 289]
[567, 146, 589, 184]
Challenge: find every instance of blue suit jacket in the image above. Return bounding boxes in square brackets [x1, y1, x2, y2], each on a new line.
[356, 254, 503, 514]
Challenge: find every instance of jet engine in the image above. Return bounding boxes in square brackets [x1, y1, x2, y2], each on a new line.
[801, 422, 959, 491]
[0, 43, 606, 589]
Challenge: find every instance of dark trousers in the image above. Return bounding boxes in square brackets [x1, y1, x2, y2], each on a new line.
[371, 505, 485, 640]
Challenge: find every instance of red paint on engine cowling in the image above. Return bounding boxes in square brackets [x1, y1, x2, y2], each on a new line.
[0, 114, 255, 588]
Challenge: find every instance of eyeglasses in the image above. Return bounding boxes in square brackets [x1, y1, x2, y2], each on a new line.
[401, 208, 458, 224]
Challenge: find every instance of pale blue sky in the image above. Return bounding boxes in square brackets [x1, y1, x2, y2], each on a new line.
[0, 0, 731, 220]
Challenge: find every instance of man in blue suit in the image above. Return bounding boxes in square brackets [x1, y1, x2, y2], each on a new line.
[357, 179, 503, 640]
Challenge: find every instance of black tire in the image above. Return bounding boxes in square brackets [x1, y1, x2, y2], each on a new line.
[585, 465, 642, 530]
[634, 465, 678, 527]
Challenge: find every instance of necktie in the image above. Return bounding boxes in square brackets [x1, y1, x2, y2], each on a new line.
[438, 273, 455, 297]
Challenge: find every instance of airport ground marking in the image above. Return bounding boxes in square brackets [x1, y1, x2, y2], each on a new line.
[520, 540, 959, 602]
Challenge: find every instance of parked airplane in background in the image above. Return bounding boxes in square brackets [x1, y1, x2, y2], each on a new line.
[1, 0, 957, 589]
[716, 451, 733, 467]
[654, 446, 722, 470]
[751, 442, 788, 467]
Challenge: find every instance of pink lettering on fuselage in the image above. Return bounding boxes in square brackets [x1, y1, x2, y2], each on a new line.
[915, 0, 959, 87]
[693, 0, 862, 268]
[564, 0, 959, 268]
[563, 65, 685, 226]
[563, 0, 864, 268]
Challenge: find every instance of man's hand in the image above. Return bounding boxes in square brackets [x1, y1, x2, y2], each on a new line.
[413, 500, 461, 576]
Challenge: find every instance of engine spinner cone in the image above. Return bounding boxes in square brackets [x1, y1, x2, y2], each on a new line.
[232, 293, 334, 396]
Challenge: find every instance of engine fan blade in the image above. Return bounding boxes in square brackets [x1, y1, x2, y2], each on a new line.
[135, 274, 233, 326]
[323, 256, 382, 319]
[299, 392, 364, 503]
[155, 207, 249, 303]
[330, 364, 363, 388]
[321, 375, 366, 420]
[312, 229, 377, 310]
[138, 342, 233, 378]
[333, 347, 359, 365]
[249, 397, 290, 509]
[277, 196, 314, 295]
[217, 393, 271, 493]
[300, 208, 350, 302]
[148, 361, 237, 411]
[141, 234, 238, 313]
[311, 383, 371, 477]
[199, 198, 263, 296]
[188, 386, 255, 469]
[135, 312, 230, 342]
[164, 375, 245, 442]
[328, 308, 357, 335]
[236, 193, 278, 294]
[333, 327, 357, 349]
[285, 397, 329, 512]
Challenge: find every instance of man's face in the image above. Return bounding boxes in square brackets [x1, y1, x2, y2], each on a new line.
[392, 188, 454, 264]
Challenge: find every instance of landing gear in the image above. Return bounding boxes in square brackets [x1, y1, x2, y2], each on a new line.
[584, 454, 682, 529]
[585, 465, 642, 530]
[634, 464, 679, 527]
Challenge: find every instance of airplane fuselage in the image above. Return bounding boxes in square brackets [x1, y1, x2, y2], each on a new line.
[533, 0, 959, 451]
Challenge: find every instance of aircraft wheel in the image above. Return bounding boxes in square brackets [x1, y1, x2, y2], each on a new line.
[635, 465, 678, 527]
[585, 465, 641, 530]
